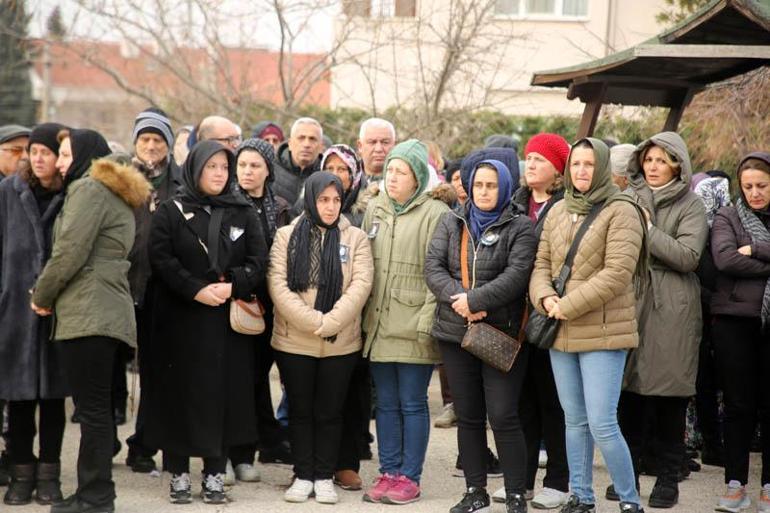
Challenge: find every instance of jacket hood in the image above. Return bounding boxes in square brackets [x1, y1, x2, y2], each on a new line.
[628, 131, 693, 186]
[90, 158, 152, 209]
[460, 147, 519, 194]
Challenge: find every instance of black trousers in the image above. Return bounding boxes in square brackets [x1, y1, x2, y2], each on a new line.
[126, 305, 157, 457]
[336, 354, 371, 472]
[695, 305, 722, 449]
[619, 391, 688, 482]
[165, 452, 226, 475]
[275, 350, 357, 480]
[519, 346, 569, 492]
[439, 340, 529, 494]
[712, 315, 770, 485]
[61, 336, 118, 505]
[7, 398, 66, 464]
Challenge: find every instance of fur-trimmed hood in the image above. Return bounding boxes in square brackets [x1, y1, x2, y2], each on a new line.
[90, 158, 152, 209]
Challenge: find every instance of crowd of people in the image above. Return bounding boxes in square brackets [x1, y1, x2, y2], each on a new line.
[0, 111, 767, 513]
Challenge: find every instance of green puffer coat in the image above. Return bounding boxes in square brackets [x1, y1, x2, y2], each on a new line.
[361, 191, 449, 363]
[32, 159, 151, 347]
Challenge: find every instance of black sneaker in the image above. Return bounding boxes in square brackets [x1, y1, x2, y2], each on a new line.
[606, 480, 640, 502]
[454, 449, 502, 478]
[50, 494, 115, 513]
[169, 473, 192, 504]
[619, 502, 645, 512]
[126, 449, 157, 473]
[505, 492, 527, 513]
[257, 442, 292, 465]
[647, 479, 678, 508]
[450, 487, 490, 513]
[559, 495, 595, 512]
[201, 473, 227, 504]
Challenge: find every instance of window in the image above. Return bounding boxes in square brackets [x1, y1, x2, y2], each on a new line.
[495, 0, 587, 17]
[343, 0, 416, 17]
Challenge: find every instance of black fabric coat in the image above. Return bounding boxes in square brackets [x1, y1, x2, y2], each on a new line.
[146, 199, 267, 457]
[511, 187, 564, 239]
[425, 204, 537, 344]
[0, 175, 69, 400]
[710, 205, 770, 318]
[272, 141, 321, 207]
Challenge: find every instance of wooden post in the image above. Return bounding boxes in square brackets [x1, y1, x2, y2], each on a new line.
[664, 88, 696, 132]
[575, 83, 607, 138]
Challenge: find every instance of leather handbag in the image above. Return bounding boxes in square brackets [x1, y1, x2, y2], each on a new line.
[230, 298, 266, 335]
[526, 202, 605, 349]
[458, 228, 522, 372]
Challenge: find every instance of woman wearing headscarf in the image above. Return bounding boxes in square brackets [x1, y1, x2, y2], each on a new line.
[425, 158, 537, 513]
[510, 133, 571, 508]
[0, 123, 69, 506]
[226, 137, 290, 481]
[268, 171, 373, 504]
[147, 140, 266, 505]
[361, 139, 449, 505]
[30, 128, 150, 513]
[529, 138, 648, 513]
[618, 132, 708, 509]
[709, 152, 770, 513]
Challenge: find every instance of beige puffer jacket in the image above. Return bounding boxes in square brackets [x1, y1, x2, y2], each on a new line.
[268, 215, 373, 358]
[529, 199, 644, 352]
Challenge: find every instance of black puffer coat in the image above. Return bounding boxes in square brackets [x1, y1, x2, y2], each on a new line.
[425, 204, 537, 343]
[511, 186, 564, 239]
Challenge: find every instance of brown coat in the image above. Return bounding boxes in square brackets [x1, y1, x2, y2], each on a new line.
[268, 215, 373, 358]
[529, 200, 644, 352]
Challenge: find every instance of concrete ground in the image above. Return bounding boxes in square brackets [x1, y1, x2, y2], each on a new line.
[10, 367, 762, 513]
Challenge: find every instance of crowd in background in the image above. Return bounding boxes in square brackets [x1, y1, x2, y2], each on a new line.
[0, 110, 767, 513]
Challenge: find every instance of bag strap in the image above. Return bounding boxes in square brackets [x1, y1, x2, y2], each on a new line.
[207, 208, 225, 278]
[460, 227, 470, 289]
[554, 202, 606, 294]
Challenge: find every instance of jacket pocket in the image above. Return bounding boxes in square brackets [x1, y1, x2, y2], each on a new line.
[382, 288, 423, 340]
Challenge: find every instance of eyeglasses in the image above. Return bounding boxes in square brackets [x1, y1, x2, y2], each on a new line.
[0, 146, 26, 156]
[212, 135, 242, 146]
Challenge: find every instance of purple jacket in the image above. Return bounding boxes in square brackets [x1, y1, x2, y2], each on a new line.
[710, 205, 770, 318]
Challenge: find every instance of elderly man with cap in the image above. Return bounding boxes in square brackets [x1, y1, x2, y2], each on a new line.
[124, 107, 181, 474]
[0, 125, 31, 181]
[251, 121, 285, 153]
[610, 143, 636, 191]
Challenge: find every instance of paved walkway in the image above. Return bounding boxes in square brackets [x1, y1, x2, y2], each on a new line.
[12, 368, 762, 513]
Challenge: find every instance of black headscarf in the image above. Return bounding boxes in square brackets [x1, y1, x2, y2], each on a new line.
[176, 140, 249, 208]
[64, 129, 111, 191]
[287, 171, 344, 323]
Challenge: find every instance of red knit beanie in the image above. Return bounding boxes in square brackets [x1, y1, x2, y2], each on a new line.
[524, 133, 570, 174]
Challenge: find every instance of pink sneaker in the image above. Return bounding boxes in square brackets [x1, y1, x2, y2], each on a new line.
[363, 473, 395, 503]
[381, 475, 421, 505]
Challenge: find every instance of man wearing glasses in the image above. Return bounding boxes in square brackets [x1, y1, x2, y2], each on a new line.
[0, 125, 31, 181]
[197, 116, 242, 151]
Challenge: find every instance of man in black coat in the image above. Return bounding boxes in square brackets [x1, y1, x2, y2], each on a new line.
[272, 117, 323, 207]
[125, 107, 181, 473]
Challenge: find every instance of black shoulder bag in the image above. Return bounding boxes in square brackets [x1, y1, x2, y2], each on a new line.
[525, 202, 605, 349]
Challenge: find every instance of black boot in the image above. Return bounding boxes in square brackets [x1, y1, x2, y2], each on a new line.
[605, 478, 640, 502]
[50, 494, 115, 513]
[3, 463, 36, 505]
[648, 477, 678, 508]
[35, 462, 63, 505]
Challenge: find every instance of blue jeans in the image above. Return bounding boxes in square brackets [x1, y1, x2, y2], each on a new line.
[369, 362, 433, 483]
[549, 349, 640, 505]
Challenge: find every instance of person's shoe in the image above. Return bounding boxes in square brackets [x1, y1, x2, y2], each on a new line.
[381, 474, 421, 505]
[759, 483, 770, 513]
[363, 473, 395, 503]
[532, 487, 569, 509]
[284, 477, 314, 503]
[715, 480, 751, 512]
[506, 492, 528, 513]
[449, 487, 490, 513]
[435, 403, 458, 428]
[125, 450, 156, 473]
[648, 478, 678, 508]
[334, 470, 362, 490]
[619, 503, 645, 512]
[35, 462, 63, 505]
[314, 479, 339, 504]
[606, 479, 640, 502]
[224, 460, 236, 486]
[493, 487, 533, 503]
[559, 495, 595, 512]
[3, 463, 35, 505]
[455, 449, 502, 478]
[201, 473, 227, 504]
[700, 445, 725, 467]
[538, 449, 548, 469]
[258, 442, 292, 465]
[169, 473, 192, 504]
[50, 494, 115, 513]
[234, 463, 260, 482]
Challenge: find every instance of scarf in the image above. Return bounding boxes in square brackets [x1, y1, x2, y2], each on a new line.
[466, 159, 514, 242]
[736, 198, 770, 330]
[694, 177, 732, 228]
[286, 172, 344, 327]
[63, 129, 111, 192]
[321, 143, 365, 214]
[176, 140, 249, 209]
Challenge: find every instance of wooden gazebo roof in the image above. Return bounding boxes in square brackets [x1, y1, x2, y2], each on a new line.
[531, 0, 770, 136]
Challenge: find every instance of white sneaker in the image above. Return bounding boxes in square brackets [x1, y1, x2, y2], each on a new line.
[284, 477, 314, 503]
[314, 479, 339, 504]
[493, 487, 534, 503]
[715, 480, 751, 512]
[531, 487, 569, 509]
[234, 463, 261, 482]
[434, 403, 457, 428]
[538, 449, 548, 469]
[224, 459, 236, 486]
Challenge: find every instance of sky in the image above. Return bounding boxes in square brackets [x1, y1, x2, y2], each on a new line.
[26, 0, 336, 53]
